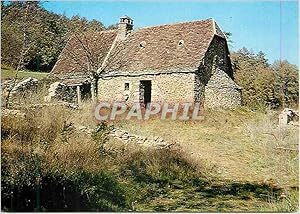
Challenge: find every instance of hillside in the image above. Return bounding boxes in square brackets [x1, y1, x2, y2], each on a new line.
[1, 66, 48, 80]
[1, 100, 298, 212]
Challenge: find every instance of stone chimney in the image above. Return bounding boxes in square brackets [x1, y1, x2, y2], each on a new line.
[118, 15, 133, 40]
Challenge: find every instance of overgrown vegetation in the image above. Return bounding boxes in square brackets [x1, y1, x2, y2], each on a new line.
[231, 48, 299, 109]
[1, 1, 117, 72]
[1, 103, 298, 212]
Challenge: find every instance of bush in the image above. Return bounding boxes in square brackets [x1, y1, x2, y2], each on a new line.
[91, 121, 113, 153]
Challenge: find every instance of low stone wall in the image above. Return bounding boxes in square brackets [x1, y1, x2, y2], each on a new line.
[11, 77, 39, 95]
[109, 128, 170, 148]
[44, 82, 76, 103]
[1, 77, 38, 96]
[75, 125, 171, 148]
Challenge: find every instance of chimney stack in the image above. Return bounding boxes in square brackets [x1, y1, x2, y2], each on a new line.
[118, 15, 133, 40]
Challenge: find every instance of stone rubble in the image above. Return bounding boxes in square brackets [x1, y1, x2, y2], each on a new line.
[75, 125, 93, 135]
[1, 79, 15, 92]
[109, 127, 170, 148]
[1, 109, 26, 118]
[74, 125, 171, 148]
[11, 77, 39, 95]
[279, 108, 299, 127]
[44, 82, 70, 102]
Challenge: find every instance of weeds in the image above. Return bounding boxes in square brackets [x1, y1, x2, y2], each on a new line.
[1, 104, 298, 211]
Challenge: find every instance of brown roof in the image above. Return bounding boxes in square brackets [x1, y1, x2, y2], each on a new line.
[50, 30, 117, 77]
[50, 18, 226, 77]
[105, 19, 216, 74]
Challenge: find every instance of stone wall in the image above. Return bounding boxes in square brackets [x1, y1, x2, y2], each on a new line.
[194, 36, 234, 102]
[44, 82, 77, 103]
[97, 72, 195, 104]
[204, 68, 242, 109]
[74, 125, 172, 148]
[194, 35, 241, 108]
[109, 127, 170, 148]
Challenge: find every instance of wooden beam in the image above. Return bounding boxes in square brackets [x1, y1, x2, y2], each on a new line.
[77, 85, 81, 104]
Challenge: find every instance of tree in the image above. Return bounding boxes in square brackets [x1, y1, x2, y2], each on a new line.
[1, 2, 107, 72]
[224, 31, 233, 47]
[60, 28, 130, 101]
[272, 60, 299, 107]
[4, 2, 42, 107]
[231, 48, 299, 109]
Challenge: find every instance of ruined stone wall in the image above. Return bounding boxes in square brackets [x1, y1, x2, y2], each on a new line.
[97, 72, 195, 104]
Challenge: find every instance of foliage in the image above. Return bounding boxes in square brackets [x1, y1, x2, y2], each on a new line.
[120, 148, 201, 185]
[1, 106, 129, 211]
[231, 48, 299, 109]
[1, 1, 112, 72]
[271, 60, 299, 107]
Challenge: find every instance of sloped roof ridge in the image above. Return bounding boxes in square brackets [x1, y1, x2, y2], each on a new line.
[69, 29, 118, 38]
[86, 29, 117, 35]
[133, 18, 214, 32]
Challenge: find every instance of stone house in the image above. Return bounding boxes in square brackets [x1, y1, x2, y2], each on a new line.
[50, 16, 241, 108]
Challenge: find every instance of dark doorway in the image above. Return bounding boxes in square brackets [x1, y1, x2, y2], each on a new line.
[81, 83, 92, 101]
[139, 80, 151, 106]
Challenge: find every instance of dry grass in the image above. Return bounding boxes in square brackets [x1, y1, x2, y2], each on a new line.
[6, 98, 296, 188]
[1, 98, 298, 211]
[116, 107, 299, 187]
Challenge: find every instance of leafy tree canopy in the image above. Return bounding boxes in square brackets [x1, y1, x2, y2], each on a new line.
[1, 1, 114, 72]
[231, 47, 298, 109]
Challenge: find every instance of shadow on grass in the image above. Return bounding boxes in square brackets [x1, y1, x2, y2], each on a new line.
[195, 181, 282, 200]
[137, 178, 286, 212]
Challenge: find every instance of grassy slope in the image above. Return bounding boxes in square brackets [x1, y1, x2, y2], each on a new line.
[1, 66, 48, 80]
[1, 93, 298, 211]
[116, 108, 298, 186]
[113, 108, 299, 211]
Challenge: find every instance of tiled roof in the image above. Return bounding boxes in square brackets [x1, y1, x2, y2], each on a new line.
[50, 30, 118, 76]
[105, 19, 215, 73]
[50, 18, 225, 77]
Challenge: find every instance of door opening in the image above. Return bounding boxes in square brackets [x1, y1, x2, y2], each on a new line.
[139, 80, 151, 107]
[81, 83, 92, 101]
